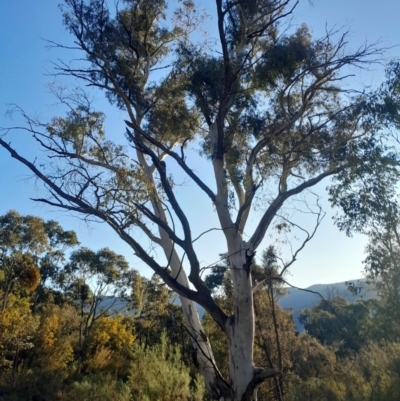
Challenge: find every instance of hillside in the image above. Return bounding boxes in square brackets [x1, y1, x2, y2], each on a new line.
[95, 279, 376, 332]
[279, 279, 376, 331]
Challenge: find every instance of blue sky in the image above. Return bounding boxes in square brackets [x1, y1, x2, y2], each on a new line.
[1, 0, 399, 288]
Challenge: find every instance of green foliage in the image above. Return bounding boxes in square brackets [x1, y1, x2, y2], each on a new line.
[0, 210, 79, 310]
[328, 62, 400, 236]
[204, 254, 229, 294]
[255, 25, 312, 87]
[130, 272, 188, 349]
[0, 212, 207, 400]
[2, 0, 400, 397]
[63, 373, 131, 401]
[1, 213, 400, 401]
[363, 222, 400, 341]
[288, 339, 400, 401]
[48, 107, 106, 155]
[129, 333, 204, 401]
[300, 296, 376, 354]
[0, 294, 39, 376]
[33, 304, 76, 373]
[329, 146, 399, 236]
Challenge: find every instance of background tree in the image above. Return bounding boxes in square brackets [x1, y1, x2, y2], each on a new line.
[252, 249, 297, 400]
[1, 0, 399, 399]
[0, 294, 39, 388]
[130, 271, 188, 351]
[0, 210, 78, 311]
[362, 221, 400, 341]
[56, 246, 132, 366]
[299, 296, 376, 355]
[0, 213, 205, 401]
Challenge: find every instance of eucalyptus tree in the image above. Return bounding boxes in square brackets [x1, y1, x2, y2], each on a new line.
[130, 271, 187, 349]
[203, 248, 296, 400]
[58, 246, 132, 363]
[0, 1, 398, 399]
[0, 210, 78, 310]
[363, 221, 400, 342]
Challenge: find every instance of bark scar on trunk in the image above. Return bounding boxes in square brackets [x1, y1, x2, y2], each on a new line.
[243, 249, 254, 277]
[228, 314, 235, 335]
[200, 329, 208, 343]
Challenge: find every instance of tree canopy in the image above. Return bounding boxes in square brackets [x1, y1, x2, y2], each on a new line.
[1, 1, 400, 399]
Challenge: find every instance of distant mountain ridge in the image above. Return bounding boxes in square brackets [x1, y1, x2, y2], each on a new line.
[95, 279, 376, 332]
[279, 279, 376, 331]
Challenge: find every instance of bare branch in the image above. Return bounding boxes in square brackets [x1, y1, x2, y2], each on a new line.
[125, 120, 216, 202]
[249, 165, 348, 251]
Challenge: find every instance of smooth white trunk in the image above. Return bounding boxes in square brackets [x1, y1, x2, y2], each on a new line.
[226, 242, 256, 400]
[162, 238, 223, 395]
[210, 118, 258, 399]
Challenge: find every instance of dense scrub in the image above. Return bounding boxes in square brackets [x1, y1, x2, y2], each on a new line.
[1, 211, 400, 400]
